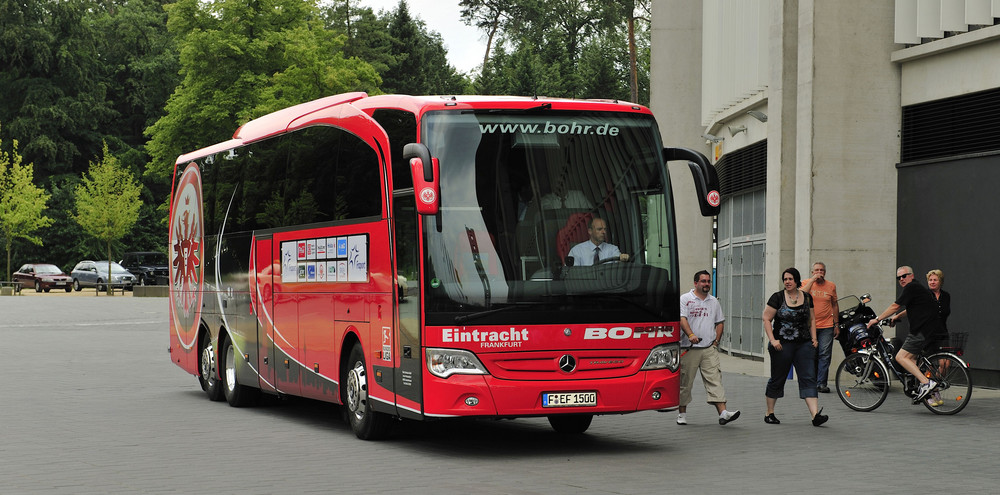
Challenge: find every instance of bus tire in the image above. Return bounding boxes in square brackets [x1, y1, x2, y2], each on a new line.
[199, 332, 224, 402]
[547, 414, 593, 434]
[222, 335, 260, 407]
[342, 343, 391, 440]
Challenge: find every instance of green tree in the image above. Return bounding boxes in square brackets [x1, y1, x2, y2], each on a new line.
[382, 1, 426, 94]
[324, 1, 395, 76]
[0, 0, 114, 180]
[463, 0, 650, 104]
[578, 39, 627, 101]
[459, 0, 521, 73]
[2, 1, 180, 270]
[90, 0, 181, 151]
[0, 124, 54, 280]
[376, 1, 469, 95]
[146, 0, 381, 182]
[73, 142, 141, 294]
[421, 30, 471, 94]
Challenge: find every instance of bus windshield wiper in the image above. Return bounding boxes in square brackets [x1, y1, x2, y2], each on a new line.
[453, 302, 546, 324]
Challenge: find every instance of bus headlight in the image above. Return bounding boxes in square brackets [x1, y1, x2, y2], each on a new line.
[426, 348, 489, 378]
[641, 343, 680, 372]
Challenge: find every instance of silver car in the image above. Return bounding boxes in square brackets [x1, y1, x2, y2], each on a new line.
[71, 260, 135, 291]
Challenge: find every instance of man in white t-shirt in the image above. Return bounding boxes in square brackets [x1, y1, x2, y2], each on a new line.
[676, 270, 740, 426]
[566, 217, 629, 266]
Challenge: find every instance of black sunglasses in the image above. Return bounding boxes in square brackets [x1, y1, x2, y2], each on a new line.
[897, 273, 912, 280]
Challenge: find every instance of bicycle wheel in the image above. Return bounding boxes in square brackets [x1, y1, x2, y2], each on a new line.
[836, 352, 891, 412]
[920, 353, 972, 415]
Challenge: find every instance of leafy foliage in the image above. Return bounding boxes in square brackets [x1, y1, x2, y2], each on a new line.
[0, 0, 114, 180]
[462, 0, 650, 104]
[0, 124, 54, 278]
[73, 142, 143, 291]
[145, 0, 382, 182]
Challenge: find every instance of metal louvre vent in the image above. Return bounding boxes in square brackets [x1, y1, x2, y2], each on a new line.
[902, 87, 1000, 163]
[716, 140, 767, 198]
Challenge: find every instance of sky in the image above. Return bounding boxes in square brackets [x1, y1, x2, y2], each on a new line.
[360, 0, 487, 74]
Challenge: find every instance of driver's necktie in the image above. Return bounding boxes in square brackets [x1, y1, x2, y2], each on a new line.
[593, 247, 600, 265]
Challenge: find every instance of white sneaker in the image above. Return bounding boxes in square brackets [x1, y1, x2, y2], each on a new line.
[719, 410, 741, 425]
[913, 379, 938, 403]
[676, 413, 687, 425]
[926, 392, 944, 407]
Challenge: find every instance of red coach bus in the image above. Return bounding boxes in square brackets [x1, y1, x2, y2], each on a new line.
[168, 92, 720, 439]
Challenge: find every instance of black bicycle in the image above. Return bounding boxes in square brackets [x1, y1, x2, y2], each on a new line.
[834, 294, 972, 415]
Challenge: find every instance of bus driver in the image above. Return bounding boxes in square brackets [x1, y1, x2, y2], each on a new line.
[567, 217, 629, 266]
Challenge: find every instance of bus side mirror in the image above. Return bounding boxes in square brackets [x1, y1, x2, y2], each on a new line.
[403, 143, 440, 215]
[663, 147, 721, 217]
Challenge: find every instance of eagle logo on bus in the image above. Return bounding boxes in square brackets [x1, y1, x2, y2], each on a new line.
[169, 163, 204, 350]
[707, 190, 720, 207]
[418, 186, 436, 206]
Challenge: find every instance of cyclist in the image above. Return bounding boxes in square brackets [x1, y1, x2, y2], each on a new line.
[867, 265, 945, 403]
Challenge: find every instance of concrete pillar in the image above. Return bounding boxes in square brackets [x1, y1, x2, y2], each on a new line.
[651, 0, 715, 284]
[793, 0, 899, 304]
[764, 0, 799, 293]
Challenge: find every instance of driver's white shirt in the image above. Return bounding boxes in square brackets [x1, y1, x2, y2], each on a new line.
[568, 240, 621, 266]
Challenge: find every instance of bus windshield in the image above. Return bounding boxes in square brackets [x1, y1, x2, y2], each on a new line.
[421, 110, 679, 326]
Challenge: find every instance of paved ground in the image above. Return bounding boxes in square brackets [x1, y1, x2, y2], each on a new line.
[1, 293, 998, 494]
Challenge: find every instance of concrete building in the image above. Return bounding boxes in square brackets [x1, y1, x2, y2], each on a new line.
[652, 0, 999, 386]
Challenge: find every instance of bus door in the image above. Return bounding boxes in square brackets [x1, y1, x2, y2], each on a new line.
[252, 234, 278, 394]
[370, 108, 423, 418]
[392, 193, 423, 419]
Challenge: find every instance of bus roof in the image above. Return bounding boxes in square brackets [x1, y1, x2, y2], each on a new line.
[174, 93, 652, 165]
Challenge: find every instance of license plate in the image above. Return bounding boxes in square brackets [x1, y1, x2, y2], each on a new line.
[542, 391, 597, 408]
[55, 282, 66, 286]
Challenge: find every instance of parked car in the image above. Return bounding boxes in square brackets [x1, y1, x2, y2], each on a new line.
[119, 251, 169, 286]
[12, 263, 73, 293]
[71, 260, 135, 291]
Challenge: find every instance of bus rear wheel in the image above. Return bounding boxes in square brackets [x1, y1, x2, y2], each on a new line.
[199, 332, 224, 402]
[547, 414, 594, 434]
[342, 343, 391, 440]
[222, 335, 260, 407]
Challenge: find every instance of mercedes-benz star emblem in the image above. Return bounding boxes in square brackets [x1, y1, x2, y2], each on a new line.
[558, 354, 577, 373]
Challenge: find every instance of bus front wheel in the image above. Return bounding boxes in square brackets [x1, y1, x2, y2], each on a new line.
[342, 343, 391, 440]
[547, 414, 594, 434]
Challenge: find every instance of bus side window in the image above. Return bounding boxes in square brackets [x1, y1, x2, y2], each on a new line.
[285, 126, 383, 221]
[372, 109, 418, 191]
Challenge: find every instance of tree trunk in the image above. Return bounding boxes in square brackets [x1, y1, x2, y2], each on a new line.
[107, 240, 113, 296]
[628, 9, 638, 103]
[482, 13, 500, 76]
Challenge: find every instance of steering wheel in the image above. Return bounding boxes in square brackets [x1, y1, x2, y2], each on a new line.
[595, 254, 633, 265]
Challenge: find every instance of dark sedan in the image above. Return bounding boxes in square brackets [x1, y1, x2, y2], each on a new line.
[12, 264, 73, 293]
[119, 251, 169, 286]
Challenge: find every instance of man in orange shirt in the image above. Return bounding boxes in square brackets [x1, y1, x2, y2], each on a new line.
[801, 262, 839, 393]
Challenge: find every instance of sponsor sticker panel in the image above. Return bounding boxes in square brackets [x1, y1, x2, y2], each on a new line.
[280, 234, 368, 283]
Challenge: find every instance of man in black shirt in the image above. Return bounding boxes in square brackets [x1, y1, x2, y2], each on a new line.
[868, 265, 945, 403]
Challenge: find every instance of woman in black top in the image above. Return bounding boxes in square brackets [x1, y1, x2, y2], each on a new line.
[924, 269, 950, 408]
[925, 269, 950, 349]
[761, 267, 827, 426]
